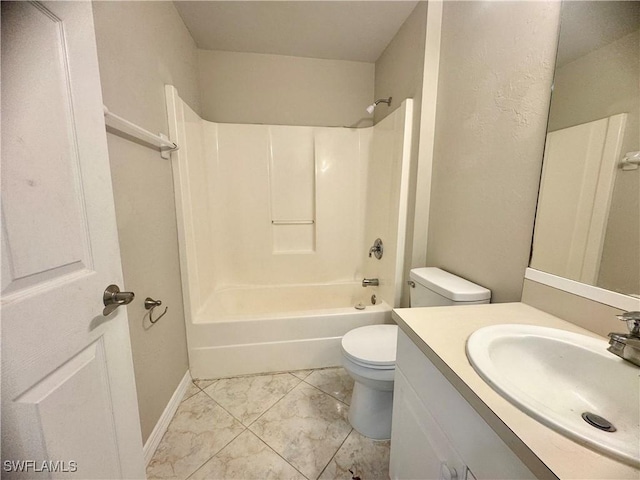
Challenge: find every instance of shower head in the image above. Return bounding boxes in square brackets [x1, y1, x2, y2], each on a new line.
[366, 97, 392, 115]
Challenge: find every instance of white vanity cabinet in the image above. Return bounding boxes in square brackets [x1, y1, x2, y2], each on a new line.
[389, 329, 538, 480]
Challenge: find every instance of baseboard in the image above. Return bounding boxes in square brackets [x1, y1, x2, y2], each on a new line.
[143, 370, 191, 466]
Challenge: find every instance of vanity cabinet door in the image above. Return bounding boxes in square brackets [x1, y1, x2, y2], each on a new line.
[390, 367, 466, 480]
[393, 330, 536, 480]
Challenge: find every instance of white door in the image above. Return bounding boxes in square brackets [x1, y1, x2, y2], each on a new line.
[531, 114, 627, 284]
[1, 2, 145, 478]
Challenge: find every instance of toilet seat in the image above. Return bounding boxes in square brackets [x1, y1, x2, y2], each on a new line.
[341, 325, 397, 370]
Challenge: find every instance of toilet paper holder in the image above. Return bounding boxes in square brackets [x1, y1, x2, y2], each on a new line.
[145, 297, 168, 324]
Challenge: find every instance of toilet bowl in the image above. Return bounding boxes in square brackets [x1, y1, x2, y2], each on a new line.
[341, 324, 397, 440]
[341, 268, 491, 439]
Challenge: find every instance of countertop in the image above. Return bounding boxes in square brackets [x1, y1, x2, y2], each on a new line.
[392, 302, 640, 480]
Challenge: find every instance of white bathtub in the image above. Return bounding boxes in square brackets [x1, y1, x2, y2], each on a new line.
[168, 89, 412, 380]
[187, 283, 393, 379]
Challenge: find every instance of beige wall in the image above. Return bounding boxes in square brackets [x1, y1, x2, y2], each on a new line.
[92, 1, 199, 442]
[373, 2, 427, 126]
[548, 31, 639, 295]
[198, 50, 374, 127]
[373, 1, 428, 306]
[522, 280, 625, 338]
[425, 1, 561, 303]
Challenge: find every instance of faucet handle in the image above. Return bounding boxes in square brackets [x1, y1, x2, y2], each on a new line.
[368, 238, 383, 260]
[617, 311, 640, 336]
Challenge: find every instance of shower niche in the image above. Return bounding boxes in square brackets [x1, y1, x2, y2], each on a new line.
[268, 126, 316, 254]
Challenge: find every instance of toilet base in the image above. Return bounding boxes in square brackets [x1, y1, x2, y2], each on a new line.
[348, 381, 393, 440]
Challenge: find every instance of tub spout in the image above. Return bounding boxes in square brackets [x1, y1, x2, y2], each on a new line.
[362, 278, 379, 287]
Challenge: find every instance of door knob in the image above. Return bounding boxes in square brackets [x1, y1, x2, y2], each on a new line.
[103, 284, 135, 316]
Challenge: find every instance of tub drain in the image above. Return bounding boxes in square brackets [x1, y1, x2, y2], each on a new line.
[354, 303, 366, 310]
[582, 412, 616, 432]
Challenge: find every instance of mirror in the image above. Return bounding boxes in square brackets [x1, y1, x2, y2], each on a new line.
[530, 1, 639, 297]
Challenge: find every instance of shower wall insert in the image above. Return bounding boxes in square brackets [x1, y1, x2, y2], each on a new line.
[165, 85, 413, 378]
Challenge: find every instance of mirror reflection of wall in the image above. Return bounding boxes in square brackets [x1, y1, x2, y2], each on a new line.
[530, 1, 640, 297]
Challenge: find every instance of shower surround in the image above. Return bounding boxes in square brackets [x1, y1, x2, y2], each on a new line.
[166, 86, 412, 378]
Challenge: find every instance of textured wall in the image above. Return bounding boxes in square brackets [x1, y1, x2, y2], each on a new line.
[426, 1, 561, 303]
[198, 50, 374, 127]
[93, 1, 199, 442]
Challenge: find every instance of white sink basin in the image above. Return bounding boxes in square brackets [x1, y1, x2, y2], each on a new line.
[466, 324, 640, 467]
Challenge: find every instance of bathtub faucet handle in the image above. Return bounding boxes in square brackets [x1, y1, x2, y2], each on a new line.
[368, 238, 383, 259]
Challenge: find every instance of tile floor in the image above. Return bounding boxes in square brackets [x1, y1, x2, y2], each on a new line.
[147, 367, 390, 480]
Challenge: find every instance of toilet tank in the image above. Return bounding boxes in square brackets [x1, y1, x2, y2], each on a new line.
[409, 267, 491, 307]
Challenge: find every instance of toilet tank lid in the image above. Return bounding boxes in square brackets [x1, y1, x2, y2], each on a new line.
[409, 267, 491, 302]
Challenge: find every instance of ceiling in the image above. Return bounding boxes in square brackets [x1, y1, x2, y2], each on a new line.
[174, 1, 419, 63]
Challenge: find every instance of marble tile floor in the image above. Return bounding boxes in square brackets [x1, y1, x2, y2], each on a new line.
[147, 367, 390, 480]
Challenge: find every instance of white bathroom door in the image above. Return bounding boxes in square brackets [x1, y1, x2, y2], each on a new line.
[531, 114, 626, 284]
[1, 2, 145, 478]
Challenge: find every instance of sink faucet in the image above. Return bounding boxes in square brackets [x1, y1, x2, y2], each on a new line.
[607, 311, 640, 367]
[362, 278, 379, 287]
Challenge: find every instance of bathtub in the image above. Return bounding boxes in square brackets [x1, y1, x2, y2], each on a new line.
[187, 283, 393, 379]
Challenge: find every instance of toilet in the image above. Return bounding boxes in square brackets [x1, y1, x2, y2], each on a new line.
[341, 267, 491, 439]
